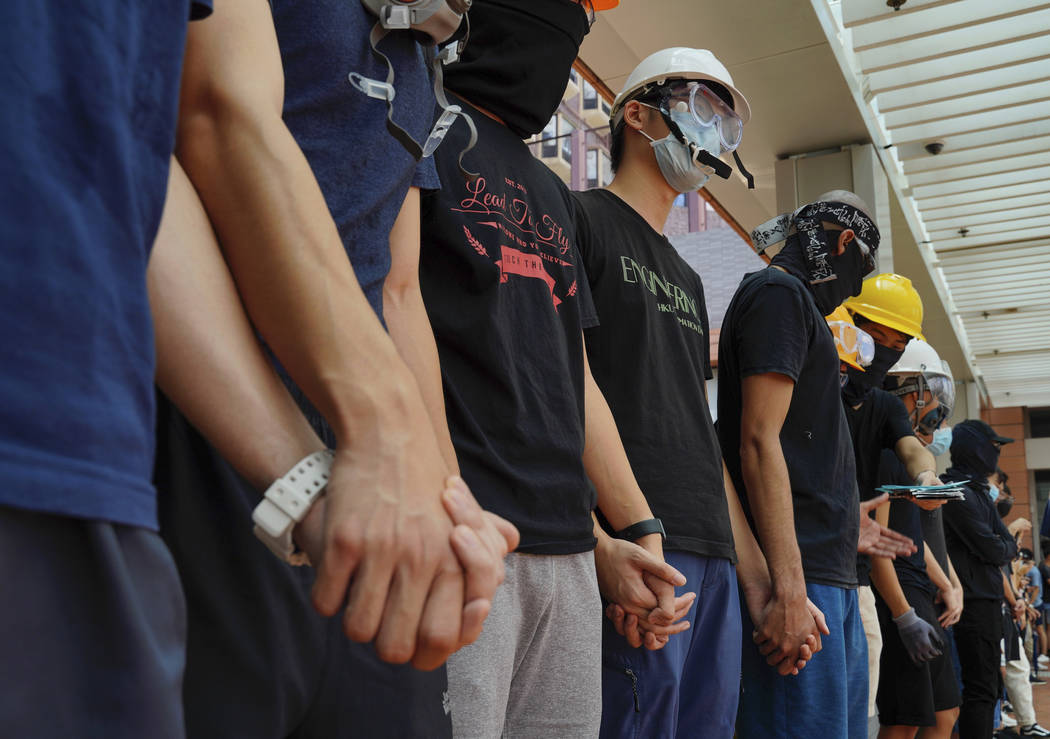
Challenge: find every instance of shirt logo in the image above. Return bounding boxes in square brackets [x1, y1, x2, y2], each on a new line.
[619, 256, 704, 336]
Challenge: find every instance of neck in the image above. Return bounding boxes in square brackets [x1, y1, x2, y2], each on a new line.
[604, 156, 679, 234]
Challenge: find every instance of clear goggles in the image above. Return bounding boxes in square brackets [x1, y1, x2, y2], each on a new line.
[827, 320, 875, 367]
[647, 80, 743, 152]
[916, 403, 949, 436]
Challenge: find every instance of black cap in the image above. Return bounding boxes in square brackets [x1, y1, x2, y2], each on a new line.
[956, 419, 1014, 444]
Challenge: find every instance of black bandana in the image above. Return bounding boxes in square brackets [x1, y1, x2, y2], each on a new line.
[443, 0, 590, 138]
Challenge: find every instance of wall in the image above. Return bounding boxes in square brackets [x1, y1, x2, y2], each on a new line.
[981, 406, 1031, 534]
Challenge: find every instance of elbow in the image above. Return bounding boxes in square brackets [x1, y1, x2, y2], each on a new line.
[175, 79, 279, 166]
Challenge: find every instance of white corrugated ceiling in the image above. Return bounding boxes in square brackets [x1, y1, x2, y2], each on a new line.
[815, 0, 1050, 408]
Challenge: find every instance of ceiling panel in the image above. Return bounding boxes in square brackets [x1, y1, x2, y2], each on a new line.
[818, 0, 1050, 406]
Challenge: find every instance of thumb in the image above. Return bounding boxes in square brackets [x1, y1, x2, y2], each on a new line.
[633, 549, 686, 587]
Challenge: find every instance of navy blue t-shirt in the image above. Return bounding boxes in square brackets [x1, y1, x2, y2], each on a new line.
[0, 1, 211, 528]
[269, 0, 439, 439]
[717, 268, 859, 589]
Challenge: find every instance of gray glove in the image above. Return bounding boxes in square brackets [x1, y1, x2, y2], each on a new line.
[894, 607, 943, 665]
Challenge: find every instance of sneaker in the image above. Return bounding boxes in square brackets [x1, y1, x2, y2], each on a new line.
[1038, 654, 1050, 664]
[1004, 713, 1019, 728]
[1031, 675, 1047, 685]
[1020, 724, 1050, 737]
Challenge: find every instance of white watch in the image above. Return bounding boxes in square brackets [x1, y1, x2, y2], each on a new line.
[252, 450, 334, 565]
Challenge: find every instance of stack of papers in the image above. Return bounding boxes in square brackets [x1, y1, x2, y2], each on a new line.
[876, 483, 967, 501]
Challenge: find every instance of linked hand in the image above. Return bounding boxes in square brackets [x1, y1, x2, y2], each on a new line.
[306, 427, 507, 671]
[605, 593, 695, 650]
[858, 494, 916, 558]
[935, 585, 962, 628]
[594, 535, 687, 625]
[753, 586, 824, 675]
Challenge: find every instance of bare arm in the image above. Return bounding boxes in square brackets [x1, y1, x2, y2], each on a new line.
[868, 503, 911, 618]
[172, 1, 508, 670]
[384, 187, 458, 473]
[739, 372, 814, 666]
[582, 346, 681, 622]
[149, 158, 325, 489]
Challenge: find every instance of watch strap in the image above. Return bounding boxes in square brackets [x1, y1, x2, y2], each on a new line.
[613, 518, 666, 542]
[252, 450, 334, 565]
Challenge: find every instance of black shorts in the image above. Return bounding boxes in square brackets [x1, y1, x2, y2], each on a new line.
[154, 394, 452, 739]
[875, 583, 961, 727]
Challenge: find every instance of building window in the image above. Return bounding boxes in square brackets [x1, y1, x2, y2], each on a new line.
[586, 149, 599, 189]
[561, 120, 574, 163]
[583, 80, 598, 110]
[569, 68, 579, 84]
[600, 151, 612, 186]
[541, 116, 558, 158]
[1031, 408, 1050, 438]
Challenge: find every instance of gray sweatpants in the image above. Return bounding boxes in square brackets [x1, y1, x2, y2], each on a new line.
[447, 551, 603, 739]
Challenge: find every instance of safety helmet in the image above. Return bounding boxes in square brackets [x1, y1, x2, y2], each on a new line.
[826, 306, 874, 371]
[843, 273, 924, 340]
[610, 48, 751, 128]
[887, 339, 956, 434]
[591, 0, 620, 8]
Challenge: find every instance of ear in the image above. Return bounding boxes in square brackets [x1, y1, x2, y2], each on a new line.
[622, 100, 649, 132]
[832, 228, 855, 256]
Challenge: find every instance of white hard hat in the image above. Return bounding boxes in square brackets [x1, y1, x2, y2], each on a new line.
[611, 47, 751, 127]
[888, 339, 949, 378]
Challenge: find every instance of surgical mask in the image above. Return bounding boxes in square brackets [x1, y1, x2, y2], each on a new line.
[926, 426, 952, 457]
[988, 483, 1000, 502]
[641, 129, 715, 193]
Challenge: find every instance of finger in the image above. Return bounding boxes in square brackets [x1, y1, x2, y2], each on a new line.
[625, 614, 643, 649]
[637, 619, 691, 637]
[808, 602, 831, 636]
[449, 524, 502, 610]
[441, 479, 484, 529]
[606, 604, 627, 637]
[341, 544, 397, 643]
[634, 551, 687, 587]
[312, 518, 364, 618]
[405, 565, 464, 671]
[485, 512, 520, 553]
[458, 597, 492, 648]
[860, 492, 890, 513]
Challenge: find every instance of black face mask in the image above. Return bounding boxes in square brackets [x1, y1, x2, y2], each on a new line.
[810, 239, 866, 315]
[997, 496, 1014, 518]
[443, 0, 590, 138]
[841, 343, 905, 406]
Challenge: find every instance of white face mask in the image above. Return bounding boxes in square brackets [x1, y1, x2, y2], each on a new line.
[988, 483, 1000, 502]
[926, 426, 951, 457]
[641, 129, 716, 193]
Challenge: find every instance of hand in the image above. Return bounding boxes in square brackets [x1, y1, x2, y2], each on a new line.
[307, 432, 494, 671]
[935, 584, 963, 628]
[858, 494, 916, 558]
[741, 581, 828, 675]
[1008, 518, 1032, 537]
[594, 534, 687, 625]
[605, 593, 695, 650]
[752, 585, 820, 674]
[914, 470, 943, 487]
[894, 607, 943, 665]
[908, 496, 946, 511]
[442, 476, 520, 645]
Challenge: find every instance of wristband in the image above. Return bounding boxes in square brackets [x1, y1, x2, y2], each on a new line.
[252, 450, 334, 566]
[613, 518, 666, 543]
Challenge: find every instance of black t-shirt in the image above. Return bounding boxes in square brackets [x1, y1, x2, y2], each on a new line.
[880, 449, 935, 595]
[717, 268, 859, 588]
[844, 388, 915, 585]
[572, 189, 734, 562]
[419, 96, 598, 555]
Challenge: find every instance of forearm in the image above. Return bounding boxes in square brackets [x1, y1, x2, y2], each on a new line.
[923, 543, 952, 593]
[583, 362, 654, 534]
[383, 188, 458, 473]
[868, 503, 910, 616]
[947, 555, 961, 591]
[176, 75, 424, 446]
[149, 158, 323, 490]
[897, 436, 937, 483]
[725, 460, 771, 601]
[739, 436, 805, 597]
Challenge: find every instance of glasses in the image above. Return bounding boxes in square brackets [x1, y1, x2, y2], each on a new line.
[856, 238, 877, 277]
[646, 81, 744, 152]
[827, 321, 875, 367]
[917, 404, 950, 436]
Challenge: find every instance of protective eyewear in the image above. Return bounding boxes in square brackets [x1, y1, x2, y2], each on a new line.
[856, 238, 877, 277]
[647, 80, 744, 152]
[828, 320, 875, 367]
[916, 403, 949, 436]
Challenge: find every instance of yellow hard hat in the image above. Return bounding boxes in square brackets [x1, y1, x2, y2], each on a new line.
[843, 273, 924, 339]
[826, 306, 874, 371]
